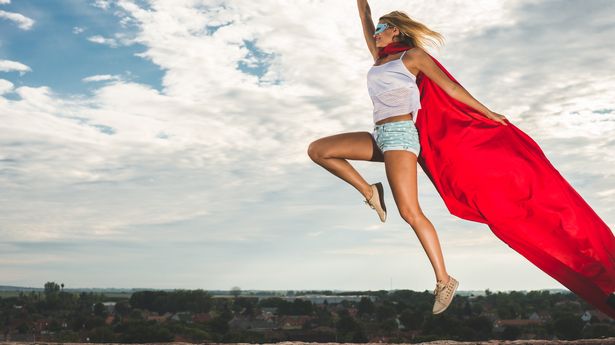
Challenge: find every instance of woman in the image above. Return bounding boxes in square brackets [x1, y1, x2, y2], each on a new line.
[307, 0, 507, 315]
[310, 0, 615, 319]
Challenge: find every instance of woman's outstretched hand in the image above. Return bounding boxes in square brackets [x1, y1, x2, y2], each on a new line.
[485, 111, 509, 126]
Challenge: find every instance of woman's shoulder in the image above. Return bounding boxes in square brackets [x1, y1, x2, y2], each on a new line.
[401, 47, 427, 78]
[402, 46, 431, 68]
[403, 46, 427, 59]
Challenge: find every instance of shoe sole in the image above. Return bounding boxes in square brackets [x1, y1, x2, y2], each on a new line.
[374, 182, 387, 222]
[433, 278, 459, 314]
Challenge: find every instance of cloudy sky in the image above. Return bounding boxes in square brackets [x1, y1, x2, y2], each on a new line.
[1, 0, 613, 292]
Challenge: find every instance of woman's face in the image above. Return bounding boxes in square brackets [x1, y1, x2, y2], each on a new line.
[373, 21, 398, 48]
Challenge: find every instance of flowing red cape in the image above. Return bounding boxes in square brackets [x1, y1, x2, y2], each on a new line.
[414, 52, 615, 318]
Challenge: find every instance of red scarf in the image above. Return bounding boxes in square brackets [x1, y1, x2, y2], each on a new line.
[378, 41, 413, 59]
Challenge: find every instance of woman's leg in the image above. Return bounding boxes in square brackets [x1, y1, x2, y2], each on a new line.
[307, 131, 384, 200]
[384, 150, 450, 283]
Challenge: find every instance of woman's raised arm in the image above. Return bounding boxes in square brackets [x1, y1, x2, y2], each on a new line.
[357, 0, 379, 61]
[410, 48, 508, 125]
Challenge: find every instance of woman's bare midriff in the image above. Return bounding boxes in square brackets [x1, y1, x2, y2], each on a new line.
[375, 113, 413, 125]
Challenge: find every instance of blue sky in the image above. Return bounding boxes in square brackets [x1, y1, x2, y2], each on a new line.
[0, 0, 163, 97]
[0, 0, 614, 292]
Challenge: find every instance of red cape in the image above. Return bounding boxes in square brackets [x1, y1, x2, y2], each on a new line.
[414, 53, 615, 318]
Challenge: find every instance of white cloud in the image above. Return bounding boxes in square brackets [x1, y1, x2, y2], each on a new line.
[82, 74, 122, 82]
[92, 0, 111, 10]
[439, 0, 615, 140]
[0, 59, 31, 73]
[0, 78, 13, 94]
[72, 26, 85, 34]
[0, 0, 10, 5]
[87, 35, 118, 47]
[0, 9, 34, 30]
[87, 33, 135, 47]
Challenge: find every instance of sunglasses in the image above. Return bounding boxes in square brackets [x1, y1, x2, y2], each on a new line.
[374, 23, 392, 35]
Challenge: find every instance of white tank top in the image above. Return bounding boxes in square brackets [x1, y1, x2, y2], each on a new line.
[367, 49, 421, 124]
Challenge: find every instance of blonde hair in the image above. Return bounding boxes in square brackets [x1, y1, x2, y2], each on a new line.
[379, 11, 445, 50]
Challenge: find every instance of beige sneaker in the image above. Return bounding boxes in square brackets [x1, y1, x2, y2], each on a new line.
[363, 182, 387, 222]
[432, 275, 459, 314]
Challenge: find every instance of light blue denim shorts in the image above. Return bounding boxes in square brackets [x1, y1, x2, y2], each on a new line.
[372, 120, 421, 156]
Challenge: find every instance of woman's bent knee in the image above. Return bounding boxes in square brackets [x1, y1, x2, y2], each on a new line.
[307, 140, 324, 162]
[399, 207, 424, 226]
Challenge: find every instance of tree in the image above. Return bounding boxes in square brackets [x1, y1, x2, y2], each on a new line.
[119, 321, 173, 342]
[17, 323, 29, 334]
[399, 309, 422, 330]
[375, 302, 396, 322]
[463, 316, 492, 340]
[89, 326, 117, 342]
[114, 301, 131, 317]
[379, 318, 398, 332]
[500, 326, 521, 340]
[44, 281, 61, 309]
[553, 313, 583, 340]
[336, 314, 365, 342]
[44, 282, 60, 295]
[357, 297, 374, 316]
[230, 287, 241, 298]
[208, 315, 230, 334]
[94, 302, 107, 317]
[463, 300, 472, 317]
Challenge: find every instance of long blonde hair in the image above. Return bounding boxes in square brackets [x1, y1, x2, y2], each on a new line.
[379, 11, 445, 50]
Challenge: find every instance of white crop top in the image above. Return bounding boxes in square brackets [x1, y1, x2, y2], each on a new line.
[367, 49, 421, 124]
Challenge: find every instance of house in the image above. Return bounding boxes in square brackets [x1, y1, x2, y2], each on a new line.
[260, 307, 277, 318]
[145, 312, 173, 323]
[278, 315, 312, 330]
[192, 312, 211, 323]
[480, 311, 499, 322]
[347, 307, 358, 318]
[105, 315, 115, 325]
[171, 311, 193, 323]
[395, 317, 405, 330]
[582, 309, 612, 323]
[102, 301, 116, 313]
[91, 301, 116, 314]
[248, 319, 276, 331]
[229, 316, 275, 331]
[33, 319, 54, 332]
[528, 312, 547, 323]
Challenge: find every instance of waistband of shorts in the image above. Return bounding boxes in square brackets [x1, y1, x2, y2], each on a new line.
[374, 120, 414, 128]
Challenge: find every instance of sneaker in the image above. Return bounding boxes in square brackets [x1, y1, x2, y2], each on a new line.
[363, 182, 387, 222]
[432, 275, 459, 314]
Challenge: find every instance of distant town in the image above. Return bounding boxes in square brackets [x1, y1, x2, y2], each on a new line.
[1, 282, 613, 343]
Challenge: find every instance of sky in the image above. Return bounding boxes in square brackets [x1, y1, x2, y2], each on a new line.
[0, 0, 614, 292]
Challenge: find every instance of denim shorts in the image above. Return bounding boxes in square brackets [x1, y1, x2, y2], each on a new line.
[372, 120, 421, 156]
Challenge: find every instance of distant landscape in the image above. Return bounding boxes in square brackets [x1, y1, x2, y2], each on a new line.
[1, 282, 613, 343]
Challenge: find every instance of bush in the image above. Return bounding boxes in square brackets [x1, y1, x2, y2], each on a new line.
[89, 326, 117, 342]
[553, 314, 583, 340]
[500, 326, 521, 340]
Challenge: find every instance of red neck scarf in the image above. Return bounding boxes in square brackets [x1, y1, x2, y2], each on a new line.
[378, 41, 413, 59]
